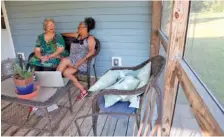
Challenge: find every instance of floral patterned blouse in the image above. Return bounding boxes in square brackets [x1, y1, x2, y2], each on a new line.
[29, 33, 69, 68]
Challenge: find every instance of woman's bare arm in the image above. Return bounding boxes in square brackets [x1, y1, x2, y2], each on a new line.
[85, 36, 96, 59]
[34, 47, 42, 59]
[48, 47, 64, 58]
[74, 36, 96, 69]
[61, 32, 78, 38]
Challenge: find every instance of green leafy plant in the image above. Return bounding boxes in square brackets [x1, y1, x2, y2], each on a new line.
[13, 64, 34, 80]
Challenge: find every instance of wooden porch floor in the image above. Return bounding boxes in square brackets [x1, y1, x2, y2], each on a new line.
[2, 78, 202, 136]
[1, 84, 137, 136]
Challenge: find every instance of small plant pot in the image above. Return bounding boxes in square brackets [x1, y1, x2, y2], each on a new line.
[13, 75, 34, 95]
[17, 85, 39, 99]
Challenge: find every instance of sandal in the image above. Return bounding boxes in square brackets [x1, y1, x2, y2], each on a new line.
[76, 91, 88, 101]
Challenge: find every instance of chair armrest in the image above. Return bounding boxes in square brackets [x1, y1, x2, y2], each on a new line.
[109, 59, 150, 71]
[101, 66, 140, 75]
[110, 66, 137, 71]
[94, 87, 145, 97]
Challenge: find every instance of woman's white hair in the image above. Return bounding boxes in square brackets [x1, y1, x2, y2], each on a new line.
[43, 18, 55, 30]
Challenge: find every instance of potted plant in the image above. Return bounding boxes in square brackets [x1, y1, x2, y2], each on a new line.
[13, 64, 34, 95]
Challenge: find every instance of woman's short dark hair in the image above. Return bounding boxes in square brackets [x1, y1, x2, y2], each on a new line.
[84, 17, 95, 32]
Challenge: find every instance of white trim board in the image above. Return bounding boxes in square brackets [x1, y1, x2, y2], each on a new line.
[1, 1, 16, 59]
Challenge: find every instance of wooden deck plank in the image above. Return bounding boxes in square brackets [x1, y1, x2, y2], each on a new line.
[38, 132, 51, 136]
[25, 108, 67, 136]
[2, 126, 20, 136]
[2, 111, 38, 136]
[53, 89, 82, 135]
[24, 115, 49, 136]
[113, 117, 129, 136]
[1, 86, 76, 136]
[101, 116, 118, 136]
[126, 116, 137, 136]
[1, 100, 11, 109]
[88, 129, 94, 136]
[88, 114, 108, 136]
[13, 114, 41, 136]
[63, 96, 93, 136]
[43, 107, 68, 133]
[1, 124, 11, 135]
[40, 88, 79, 135]
[24, 87, 77, 136]
[57, 86, 77, 107]
[35, 108, 68, 136]
[54, 94, 89, 135]
[74, 109, 93, 136]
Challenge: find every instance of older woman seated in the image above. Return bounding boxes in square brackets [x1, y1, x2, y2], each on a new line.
[57, 17, 96, 101]
[29, 18, 69, 71]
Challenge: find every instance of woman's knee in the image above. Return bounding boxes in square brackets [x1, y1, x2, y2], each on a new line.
[63, 68, 77, 77]
[63, 69, 70, 76]
[63, 68, 71, 76]
[57, 58, 69, 70]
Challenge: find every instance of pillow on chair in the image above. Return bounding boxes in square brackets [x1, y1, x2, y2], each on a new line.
[137, 62, 151, 84]
[104, 76, 140, 107]
[121, 62, 152, 108]
[88, 69, 136, 92]
[88, 70, 120, 92]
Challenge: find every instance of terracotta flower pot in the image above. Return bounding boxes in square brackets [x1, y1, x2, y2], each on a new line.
[13, 75, 34, 95]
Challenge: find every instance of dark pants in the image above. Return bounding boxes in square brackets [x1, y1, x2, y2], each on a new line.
[33, 66, 56, 71]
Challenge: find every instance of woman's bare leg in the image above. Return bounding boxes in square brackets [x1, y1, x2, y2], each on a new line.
[56, 58, 73, 73]
[63, 67, 87, 94]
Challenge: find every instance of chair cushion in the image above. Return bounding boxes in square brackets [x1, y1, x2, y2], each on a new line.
[104, 76, 140, 107]
[88, 70, 120, 92]
[137, 62, 151, 84]
[120, 62, 152, 107]
[97, 96, 137, 118]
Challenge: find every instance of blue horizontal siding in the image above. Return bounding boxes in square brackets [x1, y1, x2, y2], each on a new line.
[8, 7, 150, 19]
[6, 1, 149, 12]
[12, 35, 150, 47]
[11, 29, 150, 36]
[5, 1, 151, 76]
[11, 22, 150, 30]
[9, 15, 150, 24]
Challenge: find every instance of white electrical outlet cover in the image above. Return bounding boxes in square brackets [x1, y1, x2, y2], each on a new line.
[112, 57, 122, 67]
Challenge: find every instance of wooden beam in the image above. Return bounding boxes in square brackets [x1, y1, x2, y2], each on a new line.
[161, 0, 190, 136]
[176, 59, 224, 136]
[158, 30, 168, 53]
[150, 1, 162, 57]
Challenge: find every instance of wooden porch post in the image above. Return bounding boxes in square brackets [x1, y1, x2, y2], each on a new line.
[150, 1, 162, 57]
[161, 0, 190, 136]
